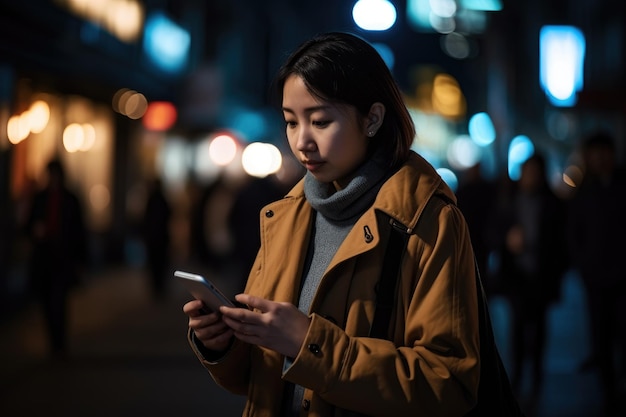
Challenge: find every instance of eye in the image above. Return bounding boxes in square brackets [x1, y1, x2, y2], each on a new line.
[312, 120, 330, 127]
[285, 120, 297, 128]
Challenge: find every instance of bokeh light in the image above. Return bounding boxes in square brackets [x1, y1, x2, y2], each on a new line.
[28, 100, 50, 134]
[352, 0, 397, 31]
[63, 123, 85, 153]
[209, 134, 238, 166]
[142, 101, 177, 131]
[468, 112, 496, 146]
[437, 167, 458, 192]
[507, 135, 535, 180]
[447, 135, 481, 170]
[241, 142, 282, 178]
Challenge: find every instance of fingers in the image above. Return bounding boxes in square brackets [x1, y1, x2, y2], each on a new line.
[219, 296, 266, 338]
[220, 294, 293, 325]
[194, 324, 234, 352]
[183, 299, 207, 318]
[220, 314, 255, 336]
[193, 319, 232, 341]
[187, 294, 305, 355]
[219, 298, 311, 357]
[234, 293, 270, 311]
[187, 307, 234, 351]
[183, 298, 238, 351]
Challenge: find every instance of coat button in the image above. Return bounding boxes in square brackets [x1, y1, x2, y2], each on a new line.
[265, 210, 274, 218]
[363, 225, 374, 243]
[307, 344, 321, 355]
[302, 399, 310, 410]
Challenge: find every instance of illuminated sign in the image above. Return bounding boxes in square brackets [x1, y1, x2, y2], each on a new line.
[540, 25, 586, 107]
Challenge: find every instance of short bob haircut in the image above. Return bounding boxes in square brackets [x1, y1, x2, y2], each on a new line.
[274, 32, 415, 170]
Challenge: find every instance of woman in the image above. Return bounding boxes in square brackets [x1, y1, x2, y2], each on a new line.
[183, 32, 514, 417]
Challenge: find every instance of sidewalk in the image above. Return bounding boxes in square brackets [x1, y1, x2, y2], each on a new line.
[490, 271, 607, 416]
[0, 264, 246, 417]
[0, 265, 609, 416]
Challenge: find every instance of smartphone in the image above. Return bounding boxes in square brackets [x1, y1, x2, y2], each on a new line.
[174, 270, 235, 312]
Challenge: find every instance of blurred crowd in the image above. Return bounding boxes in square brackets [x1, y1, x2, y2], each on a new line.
[457, 129, 626, 415]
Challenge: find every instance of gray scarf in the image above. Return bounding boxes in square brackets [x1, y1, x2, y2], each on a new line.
[304, 149, 389, 222]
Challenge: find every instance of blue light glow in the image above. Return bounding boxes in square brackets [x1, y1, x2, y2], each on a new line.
[353, 0, 397, 31]
[468, 112, 495, 146]
[507, 135, 535, 180]
[460, 0, 502, 12]
[437, 168, 458, 192]
[540, 26, 586, 107]
[143, 12, 191, 74]
[407, 0, 433, 32]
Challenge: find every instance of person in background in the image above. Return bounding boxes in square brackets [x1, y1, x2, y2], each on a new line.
[455, 162, 498, 297]
[568, 130, 626, 416]
[227, 174, 290, 292]
[26, 158, 87, 359]
[181, 32, 522, 417]
[491, 152, 568, 399]
[142, 177, 172, 299]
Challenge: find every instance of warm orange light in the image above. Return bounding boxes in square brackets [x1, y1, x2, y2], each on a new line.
[142, 101, 177, 131]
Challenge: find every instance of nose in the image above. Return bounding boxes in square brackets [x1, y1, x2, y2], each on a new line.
[294, 125, 316, 153]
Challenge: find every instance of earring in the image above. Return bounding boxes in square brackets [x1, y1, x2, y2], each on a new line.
[368, 130, 375, 137]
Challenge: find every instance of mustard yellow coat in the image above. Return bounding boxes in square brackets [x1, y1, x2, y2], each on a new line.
[190, 152, 480, 417]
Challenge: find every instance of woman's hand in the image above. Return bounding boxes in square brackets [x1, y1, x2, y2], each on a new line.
[183, 299, 234, 352]
[219, 294, 311, 358]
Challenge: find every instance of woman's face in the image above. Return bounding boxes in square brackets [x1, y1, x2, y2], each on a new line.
[282, 75, 370, 189]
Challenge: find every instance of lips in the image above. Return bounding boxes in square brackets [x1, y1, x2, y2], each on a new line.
[302, 159, 324, 172]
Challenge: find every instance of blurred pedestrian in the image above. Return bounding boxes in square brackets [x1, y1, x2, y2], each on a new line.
[189, 174, 231, 270]
[227, 174, 289, 291]
[26, 158, 87, 359]
[491, 152, 569, 397]
[568, 130, 626, 415]
[456, 162, 498, 297]
[142, 177, 172, 299]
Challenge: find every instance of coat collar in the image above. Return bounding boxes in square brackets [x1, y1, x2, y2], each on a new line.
[279, 151, 454, 258]
[284, 151, 454, 233]
[373, 151, 455, 232]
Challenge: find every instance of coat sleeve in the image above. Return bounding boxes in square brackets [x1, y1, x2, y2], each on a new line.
[283, 202, 481, 417]
[188, 328, 252, 396]
[186, 251, 267, 396]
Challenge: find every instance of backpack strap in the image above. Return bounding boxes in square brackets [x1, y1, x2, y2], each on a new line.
[368, 194, 524, 416]
[369, 220, 409, 339]
[467, 256, 525, 416]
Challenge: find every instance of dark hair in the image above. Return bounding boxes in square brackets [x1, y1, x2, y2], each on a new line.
[274, 32, 415, 169]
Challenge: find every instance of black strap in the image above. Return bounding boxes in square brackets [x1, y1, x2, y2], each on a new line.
[467, 258, 525, 416]
[367, 201, 524, 415]
[369, 224, 408, 339]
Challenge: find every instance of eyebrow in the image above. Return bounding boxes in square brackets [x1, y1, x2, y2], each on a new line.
[282, 104, 331, 114]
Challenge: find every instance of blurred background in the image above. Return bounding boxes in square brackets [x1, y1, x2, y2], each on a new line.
[0, 0, 624, 416]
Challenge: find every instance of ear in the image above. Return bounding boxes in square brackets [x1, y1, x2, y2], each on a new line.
[364, 102, 385, 137]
